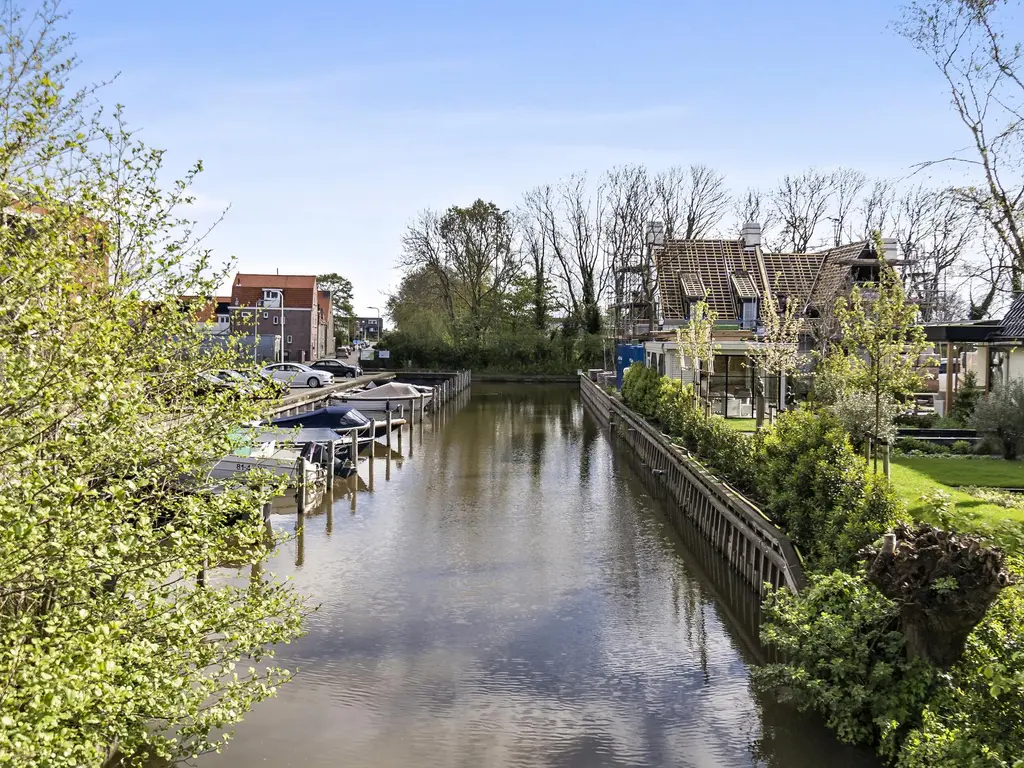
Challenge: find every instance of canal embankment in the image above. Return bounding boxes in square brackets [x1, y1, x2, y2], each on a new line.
[579, 374, 806, 597]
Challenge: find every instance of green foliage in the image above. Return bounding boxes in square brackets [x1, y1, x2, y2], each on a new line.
[952, 370, 983, 426]
[898, 582, 1024, 767]
[952, 440, 973, 455]
[896, 412, 938, 429]
[833, 244, 932, 463]
[675, 299, 717, 400]
[830, 390, 901, 449]
[0, 8, 305, 765]
[757, 572, 936, 762]
[895, 437, 953, 455]
[810, 347, 854, 405]
[972, 381, 1024, 460]
[621, 363, 663, 419]
[623, 367, 900, 564]
[316, 272, 355, 329]
[379, 329, 602, 374]
[757, 409, 901, 570]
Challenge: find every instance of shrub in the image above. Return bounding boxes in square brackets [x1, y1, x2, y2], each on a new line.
[951, 370, 983, 426]
[898, 581, 1024, 767]
[830, 390, 901, 449]
[971, 380, 1024, 460]
[951, 440, 972, 455]
[621, 363, 662, 419]
[894, 437, 951, 455]
[757, 571, 936, 761]
[757, 409, 899, 569]
[896, 412, 939, 429]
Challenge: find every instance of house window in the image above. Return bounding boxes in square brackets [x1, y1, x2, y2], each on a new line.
[262, 311, 269, 319]
[216, 314, 228, 323]
[286, 335, 293, 344]
[261, 289, 283, 307]
[741, 300, 758, 330]
[273, 316, 279, 325]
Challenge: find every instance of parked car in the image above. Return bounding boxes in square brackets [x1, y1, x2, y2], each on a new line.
[310, 358, 362, 378]
[260, 362, 334, 388]
[338, 345, 351, 357]
[214, 369, 287, 398]
[194, 372, 237, 396]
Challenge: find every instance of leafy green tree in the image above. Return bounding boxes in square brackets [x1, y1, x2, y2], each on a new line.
[834, 234, 931, 470]
[0, 6, 304, 765]
[676, 300, 718, 405]
[317, 272, 355, 339]
[951, 369, 983, 425]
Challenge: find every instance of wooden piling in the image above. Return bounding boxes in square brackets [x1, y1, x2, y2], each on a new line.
[350, 427, 358, 464]
[296, 466, 307, 516]
[386, 409, 393, 451]
[326, 439, 336, 484]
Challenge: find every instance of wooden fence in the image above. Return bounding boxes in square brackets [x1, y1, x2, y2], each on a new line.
[579, 375, 805, 596]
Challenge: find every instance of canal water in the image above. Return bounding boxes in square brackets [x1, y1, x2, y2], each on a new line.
[202, 384, 877, 768]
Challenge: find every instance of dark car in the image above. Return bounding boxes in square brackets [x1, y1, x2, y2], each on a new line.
[310, 359, 362, 378]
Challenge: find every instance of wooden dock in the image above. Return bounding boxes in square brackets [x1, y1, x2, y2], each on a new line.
[579, 375, 805, 596]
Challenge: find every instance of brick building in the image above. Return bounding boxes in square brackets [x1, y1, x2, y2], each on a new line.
[228, 273, 334, 363]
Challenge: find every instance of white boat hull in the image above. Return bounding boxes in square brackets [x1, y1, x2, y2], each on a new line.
[335, 394, 433, 413]
[210, 454, 317, 487]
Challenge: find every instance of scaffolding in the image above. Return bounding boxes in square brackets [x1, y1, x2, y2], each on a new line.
[611, 221, 664, 341]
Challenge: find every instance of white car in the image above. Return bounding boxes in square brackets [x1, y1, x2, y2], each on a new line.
[260, 362, 334, 388]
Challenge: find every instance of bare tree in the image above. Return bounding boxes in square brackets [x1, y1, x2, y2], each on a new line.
[860, 178, 897, 240]
[893, 185, 977, 319]
[770, 168, 836, 252]
[965, 229, 1012, 319]
[831, 168, 868, 245]
[653, 164, 730, 240]
[523, 174, 607, 333]
[899, 0, 1024, 292]
[603, 165, 656, 328]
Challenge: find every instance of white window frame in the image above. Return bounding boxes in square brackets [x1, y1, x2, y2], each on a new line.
[273, 315, 279, 325]
[286, 335, 293, 344]
[262, 311, 269, 318]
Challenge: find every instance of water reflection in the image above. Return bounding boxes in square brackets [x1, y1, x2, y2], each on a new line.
[201, 384, 876, 768]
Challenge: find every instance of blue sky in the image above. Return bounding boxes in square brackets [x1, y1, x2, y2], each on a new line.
[70, 0, 966, 314]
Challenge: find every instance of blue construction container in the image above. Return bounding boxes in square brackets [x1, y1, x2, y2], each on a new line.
[615, 343, 646, 388]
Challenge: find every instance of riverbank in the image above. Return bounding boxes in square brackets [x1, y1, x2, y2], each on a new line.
[612, 363, 1024, 766]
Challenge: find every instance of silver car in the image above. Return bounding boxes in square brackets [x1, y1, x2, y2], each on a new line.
[260, 362, 334, 388]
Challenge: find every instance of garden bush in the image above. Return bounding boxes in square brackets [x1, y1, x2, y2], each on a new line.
[951, 370, 983, 427]
[894, 437, 952, 455]
[830, 390, 901, 450]
[972, 381, 1024, 460]
[951, 440, 972, 455]
[758, 571, 936, 762]
[897, 579, 1024, 767]
[757, 408, 899, 569]
[896, 412, 939, 429]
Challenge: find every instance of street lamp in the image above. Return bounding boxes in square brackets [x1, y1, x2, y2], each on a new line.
[367, 306, 381, 343]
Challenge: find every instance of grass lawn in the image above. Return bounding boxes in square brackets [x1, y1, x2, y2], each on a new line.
[890, 457, 1024, 525]
[722, 418, 758, 432]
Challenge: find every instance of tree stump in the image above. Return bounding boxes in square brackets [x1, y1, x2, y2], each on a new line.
[861, 523, 1013, 668]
